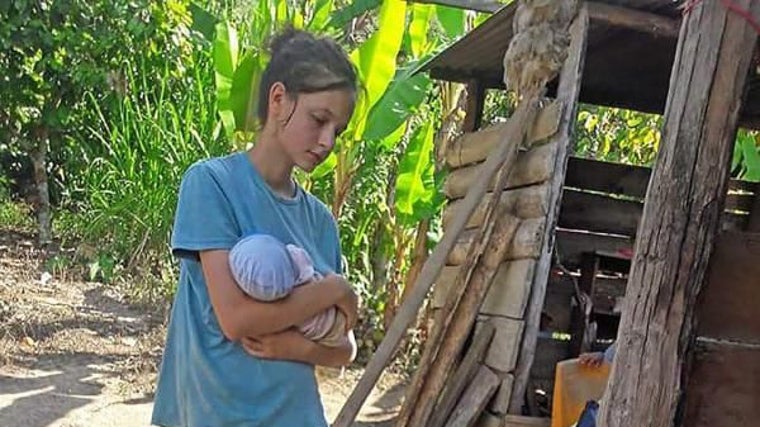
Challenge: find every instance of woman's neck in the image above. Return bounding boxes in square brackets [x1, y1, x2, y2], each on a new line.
[248, 135, 296, 198]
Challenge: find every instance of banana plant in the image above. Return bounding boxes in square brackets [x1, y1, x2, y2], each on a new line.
[733, 130, 760, 182]
[209, 0, 342, 144]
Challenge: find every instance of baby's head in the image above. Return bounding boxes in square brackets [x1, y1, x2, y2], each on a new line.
[228, 234, 315, 301]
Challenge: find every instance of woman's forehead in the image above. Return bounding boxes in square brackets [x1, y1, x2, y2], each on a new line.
[300, 90, 355, 118]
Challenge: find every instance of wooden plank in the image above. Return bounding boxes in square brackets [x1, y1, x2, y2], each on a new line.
[565, 156, 755, 201]
[725, 192, 754, 213]
[697, 232, 760, 344]
[559, 189, 642, 236]
[430, 321, 497, 427]
[730, 179, 759, 194]
[587, 2, 679, 38]
[509, 8, 590, 414]
[450, 154, 755, 203]
[558, 189, 749, 237]
[490, 374, 515, 416]
[565, 157, 650, 199]
[444, 365, 501, 427]
[554, 229, 635, 270]
[596, 1, 760, 425]
[682, 341, 760, 427]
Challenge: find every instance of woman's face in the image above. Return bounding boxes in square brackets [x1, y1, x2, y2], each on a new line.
[268, 83, 355, 173]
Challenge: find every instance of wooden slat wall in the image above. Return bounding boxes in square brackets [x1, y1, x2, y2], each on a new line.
[554, 157, 756, 269]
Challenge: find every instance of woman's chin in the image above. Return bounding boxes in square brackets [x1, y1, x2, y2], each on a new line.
[296, 160, 318, 173]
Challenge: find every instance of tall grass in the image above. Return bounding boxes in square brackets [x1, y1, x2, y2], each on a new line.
[62, 57, 231, 283]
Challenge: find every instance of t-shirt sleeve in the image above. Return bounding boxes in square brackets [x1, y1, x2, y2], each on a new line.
[325, 213, 344, 275]
[171, 162, 240, 260]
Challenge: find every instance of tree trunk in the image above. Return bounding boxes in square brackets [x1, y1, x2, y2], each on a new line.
[597, 2, 759, 426]
[29, 129, 51, 246]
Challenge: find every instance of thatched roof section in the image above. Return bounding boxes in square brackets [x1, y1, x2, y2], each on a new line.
[424, 0, 760, 128]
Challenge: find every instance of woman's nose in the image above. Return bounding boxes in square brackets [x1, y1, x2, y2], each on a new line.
[320, 128, 336, 150]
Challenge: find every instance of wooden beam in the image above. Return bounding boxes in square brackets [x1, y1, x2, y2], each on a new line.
[558, 189, 642, 236]
[596, 1, 760, 426]
[443, 365, 501, 427]
[586, 2, 680, 39]
[555, 229, 634, 270]
[509, 6, 590, 414]
[463, 80, 487, 133]
[429, 321, 496, 427]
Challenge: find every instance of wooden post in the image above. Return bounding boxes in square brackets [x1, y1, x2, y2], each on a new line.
[508, 7, 590, 413]
[463, 80, 486, 133]
[596, 1, 760, 427]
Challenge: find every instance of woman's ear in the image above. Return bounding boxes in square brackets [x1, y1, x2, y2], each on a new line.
[267, 82, 289, 123]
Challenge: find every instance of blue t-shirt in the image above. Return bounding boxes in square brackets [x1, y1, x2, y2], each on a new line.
[151, 152, 342, 427]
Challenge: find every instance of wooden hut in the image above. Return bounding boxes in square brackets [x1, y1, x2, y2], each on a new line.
[336, 2, 760, 427]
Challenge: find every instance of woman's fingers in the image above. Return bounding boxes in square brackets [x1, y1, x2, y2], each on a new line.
[241, 337, 265, 357]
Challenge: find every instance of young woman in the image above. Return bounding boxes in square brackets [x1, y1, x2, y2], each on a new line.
[151, 29, 360, 427]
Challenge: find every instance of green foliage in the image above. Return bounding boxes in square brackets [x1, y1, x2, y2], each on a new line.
[327, 0, 381, 30]
[363, 59, 433, 143]
[395, 119, 439, 225]
[0, 0, 473, 365]
[63, 57, 229, 272]
[0, 199, 34, 231]
[733, 130, 760, 182]
[349, 0, 408, 140]
[575, 105, 661, 166]
[0, 0, 194, 142]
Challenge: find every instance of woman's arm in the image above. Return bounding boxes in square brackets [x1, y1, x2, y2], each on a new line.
[242, 330, 357, 368]
[200, 249, 357, 341]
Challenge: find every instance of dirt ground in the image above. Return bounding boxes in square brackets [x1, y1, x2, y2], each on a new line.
[0, 229, 405, 427]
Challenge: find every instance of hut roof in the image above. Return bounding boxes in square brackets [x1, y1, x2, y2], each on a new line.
[423, 0, 760, 128]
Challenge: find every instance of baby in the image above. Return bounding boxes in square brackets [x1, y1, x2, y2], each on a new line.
[228, 233, 348, 347]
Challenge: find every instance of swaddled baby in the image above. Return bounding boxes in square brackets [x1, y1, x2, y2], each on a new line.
[228, 234, 348, 347]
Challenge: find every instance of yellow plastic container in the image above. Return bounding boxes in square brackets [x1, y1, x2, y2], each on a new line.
[550, 359, 610, 427]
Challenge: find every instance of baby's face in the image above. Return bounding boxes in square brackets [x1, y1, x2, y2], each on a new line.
[285, 244, 318, 285]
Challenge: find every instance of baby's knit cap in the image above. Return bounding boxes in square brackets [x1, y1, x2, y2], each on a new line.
[228, 234, 298, 301]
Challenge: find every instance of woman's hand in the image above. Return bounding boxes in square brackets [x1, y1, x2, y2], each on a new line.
[242, 329, 311, 361]
[323, 274, 358, 332]
[578, 351, 605, 368]
[241, 329, 356, 367]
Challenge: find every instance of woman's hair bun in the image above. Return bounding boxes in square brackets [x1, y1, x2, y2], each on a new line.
[269, 27, 309, 57]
